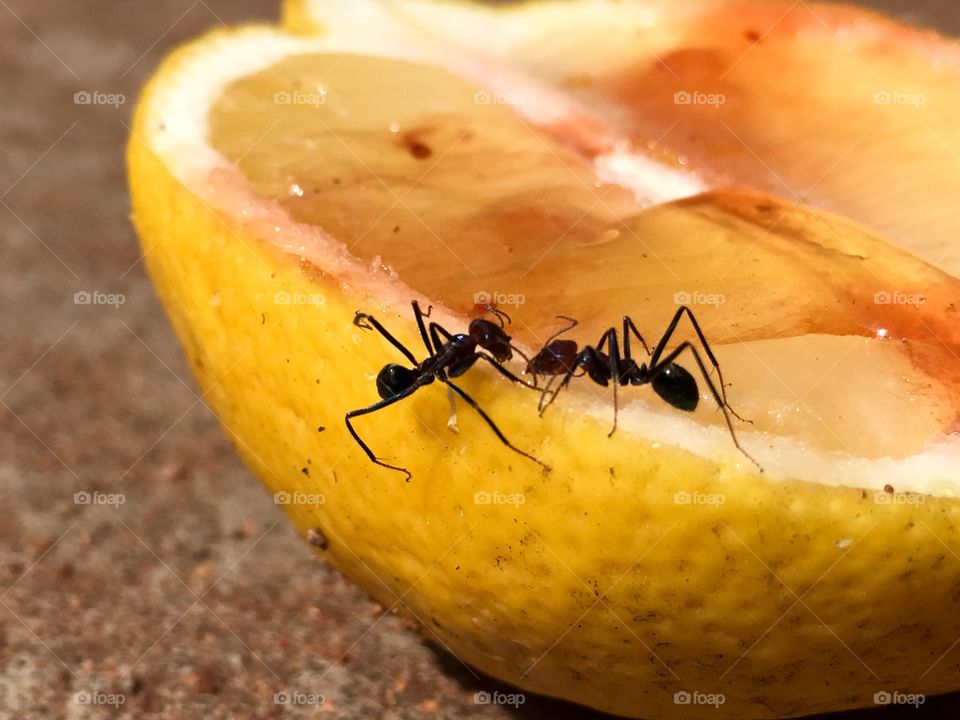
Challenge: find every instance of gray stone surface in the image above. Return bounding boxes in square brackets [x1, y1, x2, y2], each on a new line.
[1, 0, 958, 718]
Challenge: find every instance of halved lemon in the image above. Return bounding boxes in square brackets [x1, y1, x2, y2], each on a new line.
[129, 2, 960, 718]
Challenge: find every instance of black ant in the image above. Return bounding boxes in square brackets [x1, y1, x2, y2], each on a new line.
[526, 306, 760, 470]
[345, 301, 549, 480]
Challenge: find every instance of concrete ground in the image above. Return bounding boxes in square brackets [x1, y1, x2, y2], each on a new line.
[1, 0, 959, 718]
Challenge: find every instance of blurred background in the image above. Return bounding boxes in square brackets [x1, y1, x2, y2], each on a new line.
[1, 0, 958, 718]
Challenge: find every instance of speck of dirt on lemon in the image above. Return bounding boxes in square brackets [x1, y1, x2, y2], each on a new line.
[307, 527, 329, 549]
[408, 141, 432, 159]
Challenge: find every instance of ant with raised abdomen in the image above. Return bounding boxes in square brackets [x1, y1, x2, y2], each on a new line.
[346, 301, 548, 480]
[526, 306, 760, 470]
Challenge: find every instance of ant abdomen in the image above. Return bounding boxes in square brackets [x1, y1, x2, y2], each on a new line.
[376, 363, 420, 399]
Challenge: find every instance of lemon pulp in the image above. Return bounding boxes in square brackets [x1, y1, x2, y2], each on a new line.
[208, 52, 960, 458]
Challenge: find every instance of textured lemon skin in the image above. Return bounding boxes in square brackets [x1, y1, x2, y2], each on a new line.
[282, 0, 315, 34]
[129, 28, 960, 720]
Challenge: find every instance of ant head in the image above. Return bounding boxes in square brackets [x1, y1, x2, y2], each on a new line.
[527, 339, 578, 375]
[376, 363, 418, 399]
[651, 363, 699, 412]
[469, 319, 512, 362]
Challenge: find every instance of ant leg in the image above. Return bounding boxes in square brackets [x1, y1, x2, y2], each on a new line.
[444, 380, 550, 472]
[539, 342, 607, 419]
[545, 315, 579, 345]
[650, 342, 762, 472]
[411, 301, 436, 357]
[428, 321, 454, 355]
[508, 343, 537, 384]
[595, 328, 620, 437]
[345, 385, 422, 481]
[446, 386, 459, 434]
[353, 311, 418, 366]
[649, 306, 749, 423]
[538, 362, 581, 417]
[622, 316, 652, 360]
[474, 353, 539, 390]
[426, 322, 485, 432]
[536, 374, 559, 414]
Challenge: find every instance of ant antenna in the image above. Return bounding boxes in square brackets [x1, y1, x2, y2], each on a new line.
[545, 315, 579, 345]
[484, 304, 512, 328]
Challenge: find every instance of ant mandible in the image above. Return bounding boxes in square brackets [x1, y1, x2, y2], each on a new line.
[526, 306, 760, 470]
[345, 301, 549, 480]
